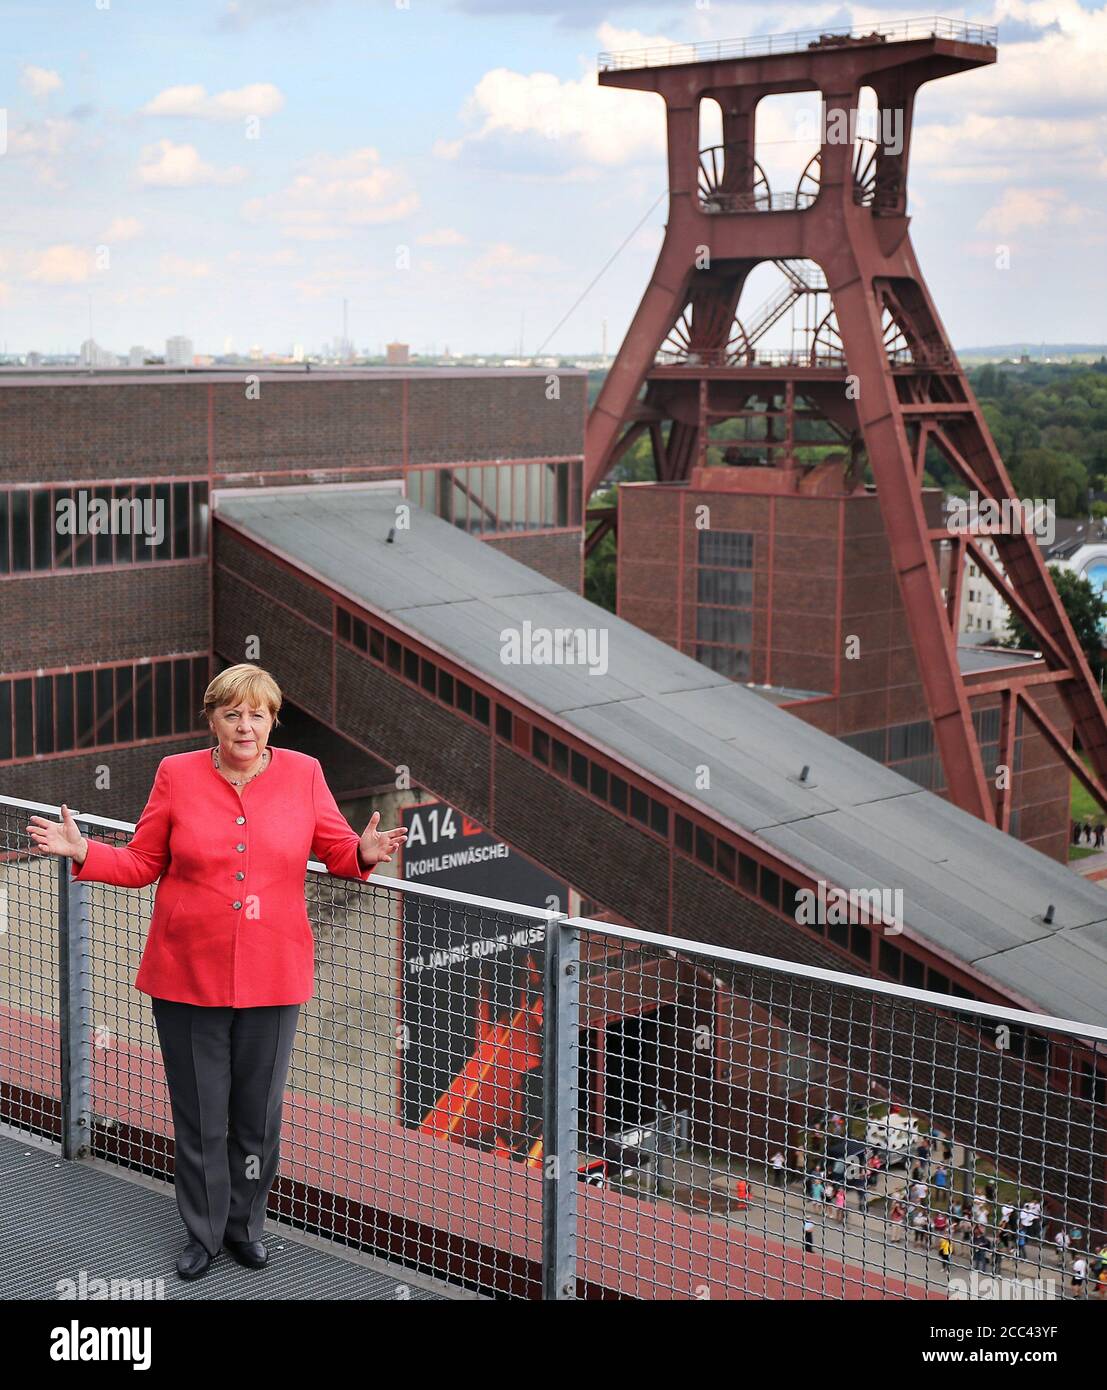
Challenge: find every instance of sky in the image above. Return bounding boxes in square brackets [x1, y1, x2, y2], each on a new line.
[0, 0, 1104, 358]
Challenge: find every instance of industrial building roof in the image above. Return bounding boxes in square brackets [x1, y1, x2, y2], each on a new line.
[214, 485, 1107, 1027]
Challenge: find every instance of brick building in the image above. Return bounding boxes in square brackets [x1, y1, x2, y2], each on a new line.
[0, 367, 586, 819]
[615, 468, 1072, 862]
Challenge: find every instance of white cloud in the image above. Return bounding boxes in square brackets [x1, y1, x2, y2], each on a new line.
[977, 187, 1091, 235]
[160, 253, 212, 278]
[417, 227, 467, 246]
[141, 83, 285, 120]
[137, 139, 247, 187]
[466, 241, 558, 289]
[101, 216, 144, 242]
[28, 244, 95, 284]
[21, 65, 62, 99]
[242, 147, 418, 239]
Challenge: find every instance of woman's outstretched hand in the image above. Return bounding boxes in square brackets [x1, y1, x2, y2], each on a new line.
[26, 804, 88, 864]
[358, 811, 408, 868]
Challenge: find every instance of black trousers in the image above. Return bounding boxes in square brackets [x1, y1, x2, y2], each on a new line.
[151, 997, 301, 1257]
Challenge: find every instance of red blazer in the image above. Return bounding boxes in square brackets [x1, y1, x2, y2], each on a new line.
[73, 746, 374, 1007]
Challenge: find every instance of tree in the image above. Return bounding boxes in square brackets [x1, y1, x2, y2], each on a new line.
[1002, 565, 1107, 678]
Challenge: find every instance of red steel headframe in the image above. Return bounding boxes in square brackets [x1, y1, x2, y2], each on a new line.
[586, 23, 1107, 825]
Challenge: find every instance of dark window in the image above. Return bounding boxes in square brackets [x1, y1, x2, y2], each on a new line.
[532, 727, 549, 764]
[14, 678, 32, 757]
[96, 667, 116, 744]
[353, 618, 368, 652]
[879, 940, 902, 979]
[336, 608, 351, 642]
[152, 482, 172, 560]
[0, 681, 10, 760]
[191, 657, 207, 732]
[950, 983, 974, 1000]
[738, 854, 758, 894]
[927, 969, 950, 996]
[650, 800, 669, 838]
[698, 530, 753, 567]
[759, 867, 781, 909]
[694, 825, 714, 868]
[134, 664, 153, 740]
[473, 692, 490, 725]
[610, 774, 627, 813]
[0, 492, 8, 574]
[496, 704, 513, 740]
[11, 491, 31, 572]
[115, 665, 134, 742]
[403, 648, 419, 683]
[173, 659, 190, 732]
[76, 671, 95, 747]
[570, 750, 588, 789]
[32, 489, 53, 571]
[113, 485, 135, 566]
[552, 739, 569, 777]
[52, 488, 75, 568]
[154, 662, 172, 737]
[172, 482, 190, 559]
[718, 841, 737, 883]
[34, 675, 54, 754]
[457, 681, 473, 716]
[675, 815, 693, 853]
[630, 786, 649, 825]
[54, 669, 74, 750]
[590, 763, 608, 800]
[827, 918, 849, 949]
[902, 954, 925, 990]
[369, 627, 384, 662]
[438, 670, 453, 704]
[850, 923, 871, 962]
[420, 658, 437, 695]
[386, 638, 402, 672]
[94, 487, 114, 566]
[1081, 1064, 1107, 1106]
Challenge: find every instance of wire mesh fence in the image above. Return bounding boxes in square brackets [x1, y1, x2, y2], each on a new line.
[562, 918, 1107, 1301]
[2, 792, 1107, 1300]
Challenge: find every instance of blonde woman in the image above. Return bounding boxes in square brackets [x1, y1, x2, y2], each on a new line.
[26, 663, 407, 1281]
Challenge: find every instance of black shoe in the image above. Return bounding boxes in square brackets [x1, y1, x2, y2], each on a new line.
[223, 1238, 268, 1269]
[176, 1240, 213, 1281]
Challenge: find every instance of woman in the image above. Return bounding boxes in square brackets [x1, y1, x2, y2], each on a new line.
[26, 662, 407, 1281]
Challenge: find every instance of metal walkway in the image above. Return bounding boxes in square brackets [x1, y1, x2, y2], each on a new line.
[0, 1130, 457, 1301]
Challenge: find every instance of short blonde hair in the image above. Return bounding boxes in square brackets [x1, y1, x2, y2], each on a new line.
[203, 663, 282, 729]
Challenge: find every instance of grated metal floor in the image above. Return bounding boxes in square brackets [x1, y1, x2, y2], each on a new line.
[0, 1130, 456, 1301]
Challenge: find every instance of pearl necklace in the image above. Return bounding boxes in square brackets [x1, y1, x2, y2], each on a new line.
[212, 745, 270, 786]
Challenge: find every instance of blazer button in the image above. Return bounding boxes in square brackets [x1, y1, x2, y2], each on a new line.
[233, 900, 242, 910]
[236, 816, 246, 825]
[236, 843, 246, 852]
[235, 871, 245, 880]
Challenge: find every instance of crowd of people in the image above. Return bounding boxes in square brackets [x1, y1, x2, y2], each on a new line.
[1072, 818, 1106, 848]
[769, 1111, 1105, 1297]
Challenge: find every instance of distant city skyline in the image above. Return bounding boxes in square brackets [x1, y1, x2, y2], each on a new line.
[2, 0, 1105, 356]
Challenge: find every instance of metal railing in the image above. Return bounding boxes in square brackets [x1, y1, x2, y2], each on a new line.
[598, 18, 998, 71]
[2, 791, 1105, 1300]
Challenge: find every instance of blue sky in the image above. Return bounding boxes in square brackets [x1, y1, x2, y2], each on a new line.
[1, 0, 1104, 357]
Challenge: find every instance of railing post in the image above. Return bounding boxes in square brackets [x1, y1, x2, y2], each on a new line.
[58, 821, 91, 1159]
[541, 914, 579, 1300]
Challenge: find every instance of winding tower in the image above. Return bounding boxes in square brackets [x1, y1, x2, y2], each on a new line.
[587, 18, 1107, 827]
